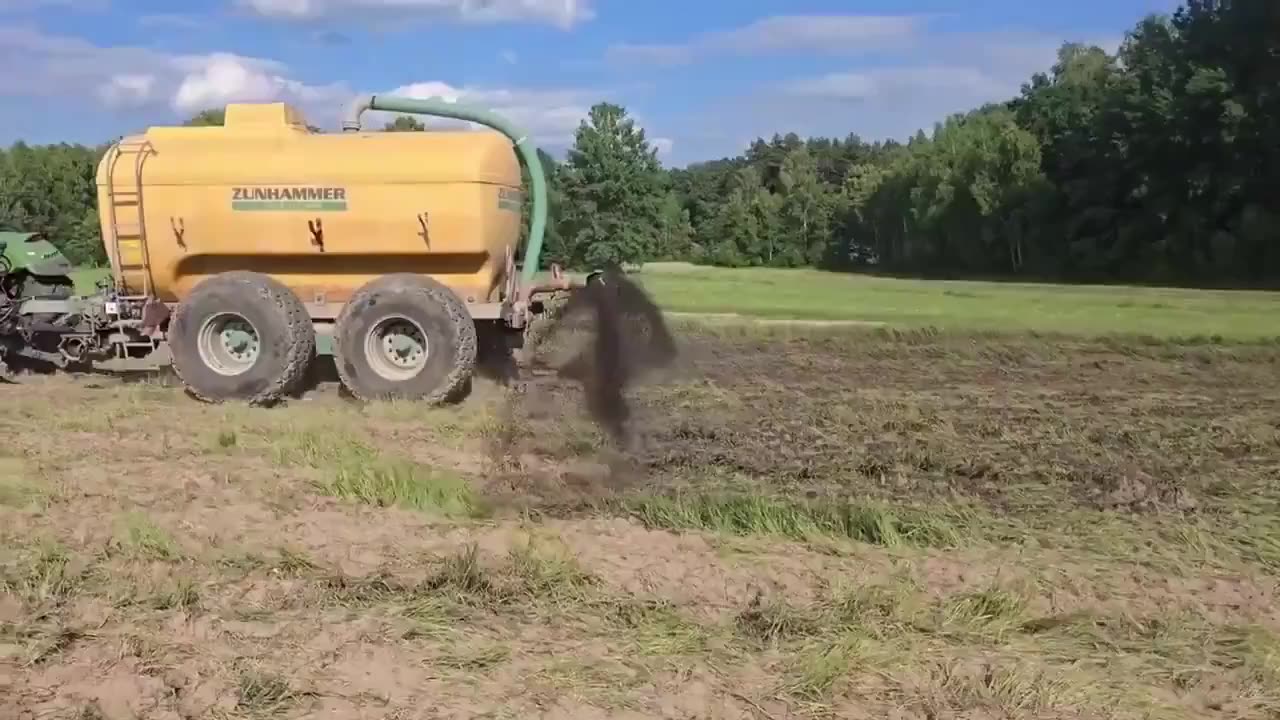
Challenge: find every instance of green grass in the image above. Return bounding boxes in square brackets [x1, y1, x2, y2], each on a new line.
[267, 429, 484, 518]
[74, 262, 1279, 339]
[621, 493, 967, 549]
[322, 459, 480, 517]
[235, 665, 296, 712]
[112, 512, 182, 562]
[70, 267, 110, 295]
[0, 462, 47, 508]
[630, 263, 1280, 339]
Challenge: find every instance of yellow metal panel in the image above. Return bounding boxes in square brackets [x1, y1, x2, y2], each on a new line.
[223, 102, 308, 129]
[94, 103, 525, 305]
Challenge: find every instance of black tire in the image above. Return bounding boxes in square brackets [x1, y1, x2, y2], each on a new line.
[332, 273, 477, 403]
[167, 271, 315, 405]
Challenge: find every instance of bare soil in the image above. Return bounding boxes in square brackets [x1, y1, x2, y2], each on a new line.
[1, 325, 1278, 719]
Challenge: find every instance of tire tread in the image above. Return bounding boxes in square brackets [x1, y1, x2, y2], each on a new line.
[168, 271, 315, 406]
[332, 273, 476, 403]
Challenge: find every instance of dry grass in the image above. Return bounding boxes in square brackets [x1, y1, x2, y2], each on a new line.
[0, 325, 1278, 718]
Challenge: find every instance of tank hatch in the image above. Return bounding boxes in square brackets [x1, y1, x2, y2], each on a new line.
[223, 102, 309, 129]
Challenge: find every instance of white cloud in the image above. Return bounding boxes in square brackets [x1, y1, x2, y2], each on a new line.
[0, 26, 619, 149]
[596, 13, 1140, 165]
[235, 0, 593, 29]
[0, 27, 349, 125]
[362, 80, 593, 147]
[98, 73, 156, 107]
[171, 53, 347, 114]
[608, 14, 927, 66]
[356, 82, 677, 157]
[661, 27, 1109, 166]
[783, 67, 1009, 103]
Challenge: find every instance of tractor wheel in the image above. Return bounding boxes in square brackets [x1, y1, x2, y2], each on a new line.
[332, 273, 477, 403]
[168, 271, 315, 405]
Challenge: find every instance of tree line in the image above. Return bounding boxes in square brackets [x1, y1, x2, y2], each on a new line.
[1, 0, 1274, 286]
[540, 0, 1277, 286]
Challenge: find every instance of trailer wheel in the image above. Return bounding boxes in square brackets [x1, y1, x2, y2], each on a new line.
[168, 271, 315, 405]
[333, 273, 476, 403]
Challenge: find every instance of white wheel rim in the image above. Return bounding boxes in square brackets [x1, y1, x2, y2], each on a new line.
[197, 312, 261, 376]
[364, 316, 429, 381]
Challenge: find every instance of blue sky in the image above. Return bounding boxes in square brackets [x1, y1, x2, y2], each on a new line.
[0, 0, 1182, 166]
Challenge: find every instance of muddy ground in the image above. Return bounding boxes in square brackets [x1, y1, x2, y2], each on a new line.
[1, 323, 1278, 719]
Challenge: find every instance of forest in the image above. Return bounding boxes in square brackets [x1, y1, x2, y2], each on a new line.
[0, 0, 1275, 287]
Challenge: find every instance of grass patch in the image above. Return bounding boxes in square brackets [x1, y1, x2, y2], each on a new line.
[314, 571, 405, 607]
[433, 643, 512, 672]
[505, 538, 597, 601]
[235, 665, 295, 713]
[0, 461, 48, 508]
[422, 540, 596, 608]
[945, 587, 1026, 625]
[1222, 518, 1280, 572]
[605, 598, 709, 656]
[1022, 609, 1280, 690]
[272, 547, 319, 577]
[399, 596, 464, 639]
[422, 544, 499, 603]
[898, 660, 1101, 718]
[722, 578, 1243, 712]
[111, 512, 182, 562]
[322, 459, 480, 518]
[270, 428, 365, 467]
[623, 493, 966, 548]
[273, 430, 483, 518]
[783, 634, 884, 702]
[1, 542, 82, 608]
[632, 264, 1280, 339]
[210, 429, 239, 451]
[19, 624, 87, 665]
[528, 657, 643, 709]
[150, 576, 200, 612]
[311, 541, 597, 616]
[828, 580, 927, 635]
[363, 399, 496, 443]
[735, 593, 825, 646]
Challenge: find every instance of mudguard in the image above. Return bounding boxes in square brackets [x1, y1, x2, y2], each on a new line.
[0, 232, 74, 277]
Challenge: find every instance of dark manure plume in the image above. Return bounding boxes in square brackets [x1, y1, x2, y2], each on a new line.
[550, 267, 677, 443]
[499, 266, 677, 452]
[484, 266, 677, 498]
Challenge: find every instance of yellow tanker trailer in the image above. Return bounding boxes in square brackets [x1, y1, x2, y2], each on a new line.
[0, 95, 580, 405]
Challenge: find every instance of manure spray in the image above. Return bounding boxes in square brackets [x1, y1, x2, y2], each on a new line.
[491, 266, 677, 476]
[549, 266, 678, 444]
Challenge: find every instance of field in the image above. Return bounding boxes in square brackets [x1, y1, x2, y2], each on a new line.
[71, 263, 1280, 339]
[5, 267, 1280, 719]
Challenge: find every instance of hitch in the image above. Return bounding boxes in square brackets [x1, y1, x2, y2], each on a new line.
[506, 263, 587, 331]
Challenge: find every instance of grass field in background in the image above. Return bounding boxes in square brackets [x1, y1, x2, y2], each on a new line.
[632, 262, 1280, 340]
[73, 262, 1280, 340]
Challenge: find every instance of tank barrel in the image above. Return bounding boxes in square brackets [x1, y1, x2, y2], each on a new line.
[341, 94, 548, 291]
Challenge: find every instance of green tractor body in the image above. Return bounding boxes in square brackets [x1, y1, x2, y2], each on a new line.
[0, 231, 77, 299]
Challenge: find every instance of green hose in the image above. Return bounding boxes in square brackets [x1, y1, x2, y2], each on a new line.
[344, 94, 548, 289]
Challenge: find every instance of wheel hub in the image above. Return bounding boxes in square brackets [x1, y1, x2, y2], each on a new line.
[366, 317, 429, 381]
[197, 313, 261, 376]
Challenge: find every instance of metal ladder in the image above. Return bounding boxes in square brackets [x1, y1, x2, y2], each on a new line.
[103, 138, 155, 298]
